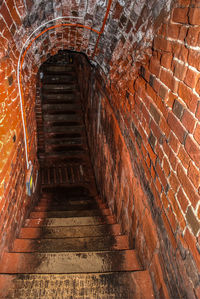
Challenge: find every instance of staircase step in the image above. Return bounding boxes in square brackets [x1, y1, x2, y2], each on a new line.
[38, 195, 96, 204]
[44, 132, 83, 139]
[0, 250, 141, 274]
[42, 93, 79, 100]
[44, 145, 86, 154]
[19, 224, 121, 239]
[44, 122, 83, 128]
[44, 120, 83, 127]
[43, 114, 82, 122]
[43, 84, 77, 90]
[40, 157, 87, 164]
[0, 271, 155, 299]
[12, 235, 129, 252]
[12, 54, 155, 298]
[44, 145, 85, 153]
[42, 103, 81, 111]
[43, 125, 84, 133]
[43, 74, 75, 83]
[34, 202, 106, 212]
[45, 137, 84, 145]
[39, 152, 86, 161]
[45, 65, 74, 72]
[24, 216, 116, 227]
[42, 99, 79, 106]
[29, 209, 111, 218]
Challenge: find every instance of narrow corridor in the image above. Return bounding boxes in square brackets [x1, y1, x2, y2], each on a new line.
[0, 52, 154, 299]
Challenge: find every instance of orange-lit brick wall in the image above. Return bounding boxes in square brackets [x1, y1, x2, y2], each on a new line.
[76, 1, 200, 297]
[0, 0, 200, 298]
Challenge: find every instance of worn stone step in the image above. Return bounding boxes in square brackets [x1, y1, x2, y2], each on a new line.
[12, 235, 129, 253]
[45, 65, 74, 72]
[19, 224, 121, 239]
[37, 198, 102, 208]
[43, 84, 77, 92]
[43, 114, 82, 122]
[42, 103, 81, 111]
[44, 111, 82, 119]
[34, 201, 101, 211]
[29, 209, 111, 219]
[24, 216, 116, 227]
[0, 271, 155, 299]
[39, 156, 88, 164]
[43, 124, 83, 131]
[34, 202, 106, 212]
[39, 152, 86, 161]
[44, 144, 85, 152]
[0, 250, 141, 274]
[42, 93, 79, 100]
[43, 83, 77, 97]
[42, 99, 80, 106]
[40, 188, 97, 199]
[38, 195, 96, 203]
[44, 132, 83, 139]
[43, 74, 75, 83]
[45, 138, 85, 147]
[44, 121, 83, 128]
[44, 144, 86, 153]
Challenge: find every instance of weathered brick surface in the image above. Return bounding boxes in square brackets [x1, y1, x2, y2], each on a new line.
[74, 1, 200, 297]
[0, 0, 200, 298]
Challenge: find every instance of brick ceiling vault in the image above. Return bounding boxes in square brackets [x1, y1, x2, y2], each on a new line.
[16, 0, 174, 169]
[18, 0, 174, 77]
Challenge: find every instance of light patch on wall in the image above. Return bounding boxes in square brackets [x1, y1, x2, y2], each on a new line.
[118, 0, 125, 6]
[97, 0, 107, 8]
[97, 96, 102, 134]
[0, 141, 3, 152]
[0, 105, 6, 124]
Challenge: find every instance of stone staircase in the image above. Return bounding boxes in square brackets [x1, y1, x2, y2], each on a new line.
[0, 52, 155, 299]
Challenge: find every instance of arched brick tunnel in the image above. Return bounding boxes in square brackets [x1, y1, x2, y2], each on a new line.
[0, 0, 200, 298]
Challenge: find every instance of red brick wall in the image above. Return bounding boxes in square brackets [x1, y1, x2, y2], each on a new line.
[0, 1, 40, 259]
[0, 0, 113, 259]
[0, 0, 200, 298]
[75, 0, 200, 294]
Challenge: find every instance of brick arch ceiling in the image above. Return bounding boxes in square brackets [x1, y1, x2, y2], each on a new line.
[0, 0, 173, 172]
[17, 0, 173, 76]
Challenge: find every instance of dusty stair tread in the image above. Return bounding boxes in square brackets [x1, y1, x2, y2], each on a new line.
[42, 99, 80, 106]
[43, 78, 76, 84]
[43, 83, 77, 90]
[43, 74, 75, 82]
[42, 93, 79, 100]
[44, 141, 86, 148]
[24, 215, 116, 227]
[43, 124, 84, 131]
[19, 224, 121, 239]
[43, 114, 82, 122]
[0, 271, 155, 299]
[45, 65, 74, 72]
[45, 137, 84, 145]
[42, 103, 82, 110]
[43, 145, 85, 153]
[0, 271, 154, 299]
[34, 202, 107, 212]
[44, 133, 86, 141]
[39, 159, 90, 166]
[35, 200, 101, 211]
[12, 235, 129, 253]
[43, 126, 84, 133]
[39, 152, 86, 160]
[44, 120, 83, 127]
[29, 209, 111, 219]
[39, 194, 96, 202]
[0, 250, 142, 274]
